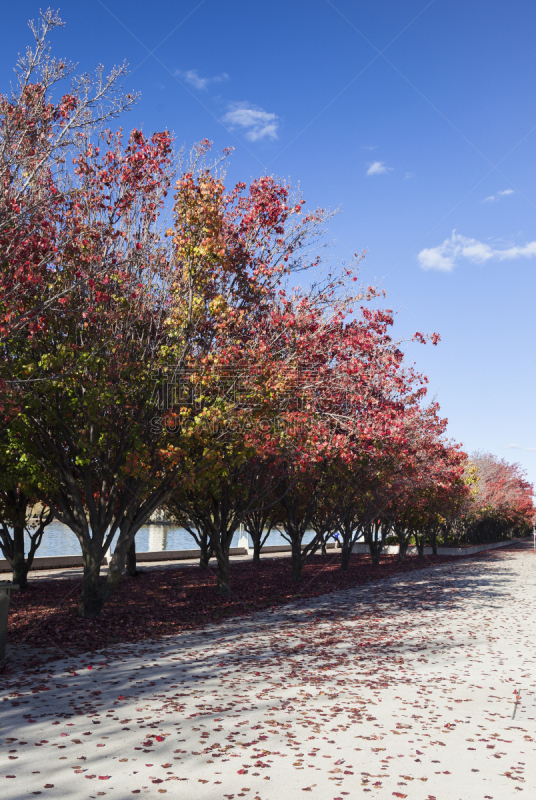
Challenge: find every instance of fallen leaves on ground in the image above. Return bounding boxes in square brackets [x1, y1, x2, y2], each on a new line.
[5, 552, 465, 657]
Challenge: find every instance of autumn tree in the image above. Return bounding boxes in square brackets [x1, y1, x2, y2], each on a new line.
[156, 167, 336, 594]
[444, 452, 534, 544]
[4, 123, 178, 618]
[0, 426, 55, 589]
[0, 9, 136, 351]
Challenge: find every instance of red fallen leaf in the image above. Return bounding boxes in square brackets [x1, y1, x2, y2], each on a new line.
[237, 769, 248, 774]
[98, 776, 111, 780]
[143, 741, 153, 747]
[60, 733, 68, 737]
[27, 719, 36, 723]
[6, 775, 16, 778]
[152, 779, 163, 784]
[155, 736, 165, 742]
[393, 794, 407, 799]
[117, 696, 124, 700]
[85, 775, 96, 779]
[44, 785, 54, 789]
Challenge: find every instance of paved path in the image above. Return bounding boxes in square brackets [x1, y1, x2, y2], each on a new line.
[5, 549, 292, 582]
[1, 543, 535, 799]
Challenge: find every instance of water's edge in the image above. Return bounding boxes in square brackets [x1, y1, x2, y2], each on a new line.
[20, 520, 319, 559]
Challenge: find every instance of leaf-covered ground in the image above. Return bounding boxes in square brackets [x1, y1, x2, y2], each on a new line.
[8, 552, 467, 658]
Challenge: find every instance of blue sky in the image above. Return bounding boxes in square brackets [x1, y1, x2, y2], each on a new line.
[4, 1, 536, 486]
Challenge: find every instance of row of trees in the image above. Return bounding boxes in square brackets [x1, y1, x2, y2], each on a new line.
[1, 13, 533, 617]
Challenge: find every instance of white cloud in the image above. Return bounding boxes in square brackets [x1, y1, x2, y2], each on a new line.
[505, 444, 536, 452]
[221, 102, 279, 141]
[176, 69, 228, 90]
[361, 145, 378, 151]
[366, 160, 392, 176]
[404, 171, 414, 179]
[482, 188, 515, 203]
[418, 231, 536, 272]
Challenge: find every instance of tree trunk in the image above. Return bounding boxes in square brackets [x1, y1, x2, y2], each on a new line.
[198, 525, 213, 568]
[79, 552, 105, 618]
[369, 539, 382, 566]
[125, 539, 139, 577]
[431, 528, 438, 556]
[398, 537, 409, 563]
[415, 532, 425, 558]
[340, 541, 352, 571]
[291, 538, 303, 581]
[11, 525, 29, 591]
[199, 544, 213, 569]
[252, 539, 262, 564]
[214, 545, 231, 596]
[244, 514, 273, 566]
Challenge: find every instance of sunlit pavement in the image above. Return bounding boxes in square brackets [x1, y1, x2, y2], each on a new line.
[1, 542, 534, 799]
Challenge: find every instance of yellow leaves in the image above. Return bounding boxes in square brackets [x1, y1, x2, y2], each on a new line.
[209, 295, 227, 316]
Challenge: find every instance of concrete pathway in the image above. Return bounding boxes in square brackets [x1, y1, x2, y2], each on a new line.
[5, 550, 289, 583]
[1, 543, 535, 799]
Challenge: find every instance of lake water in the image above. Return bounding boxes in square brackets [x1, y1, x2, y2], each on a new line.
[22, 521, 319, 558]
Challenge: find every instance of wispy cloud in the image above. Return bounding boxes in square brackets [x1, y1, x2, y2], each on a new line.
[482, 188, 515, 203]
[418, 231, 536, 272]
[404, 171, 414, 179]
[221, 102, 279, 141]
[366, 160, 392, 176]
[175, 68, 228, 90]
[505, 444, 536, 452]
[361, 145, 378, 151]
